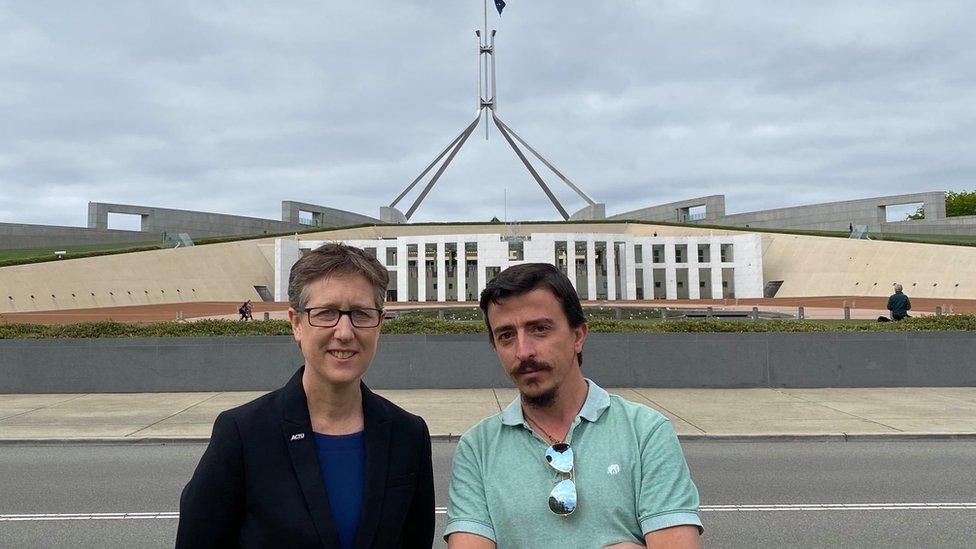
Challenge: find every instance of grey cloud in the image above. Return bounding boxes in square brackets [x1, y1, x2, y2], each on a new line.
[1, 1, 974, 227]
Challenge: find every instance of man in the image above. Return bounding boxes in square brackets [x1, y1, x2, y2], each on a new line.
[446, 263, 702, 548]
[887, 283, 912, 321]
[178, 243, 434, 548]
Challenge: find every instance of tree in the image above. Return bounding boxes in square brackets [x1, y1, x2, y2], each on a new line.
[946, 190, 976, 217]
[906, 190, 976, 220]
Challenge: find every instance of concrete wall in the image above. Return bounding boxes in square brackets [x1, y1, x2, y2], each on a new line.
[0, 222, 162, 250]
[1, 201, 379, 251]
[612, 192, 976, 236]
[760, 232, 976, 299]
[612, 195, 726, 223]
[711, 192, 947, 232]
[882, 215, 976, 236]
[0, 238, 279, 314]
[2, 332, 974, 392]
[88, 202, 305, 239]
[281, 201, 379, 226]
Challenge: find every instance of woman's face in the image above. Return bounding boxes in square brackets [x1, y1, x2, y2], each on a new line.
[289, 274, 383, 389]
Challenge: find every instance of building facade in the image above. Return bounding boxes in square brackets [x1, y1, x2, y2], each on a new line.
[274, 232, 763, 303]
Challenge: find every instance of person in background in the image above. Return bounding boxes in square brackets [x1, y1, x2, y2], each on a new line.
[178, 243, 434, 548]
[887, 283, 912, 321]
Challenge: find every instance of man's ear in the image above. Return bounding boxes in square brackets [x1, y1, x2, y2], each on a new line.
[573, 322, 588, 355]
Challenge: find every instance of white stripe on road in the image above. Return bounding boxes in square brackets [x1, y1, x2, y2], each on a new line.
[700, 503, 976, 512]
[3, 503, 975, 521]
[0, 512, 180, 521]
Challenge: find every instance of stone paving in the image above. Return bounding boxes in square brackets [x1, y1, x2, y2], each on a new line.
[1, 387, 975, 442]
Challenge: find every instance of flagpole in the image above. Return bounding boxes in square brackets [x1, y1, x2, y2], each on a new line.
[483, 0, 490, 139]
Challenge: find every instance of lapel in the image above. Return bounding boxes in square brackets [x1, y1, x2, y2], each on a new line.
[279, 367, 341, 548]
[353, 383, 391, 549]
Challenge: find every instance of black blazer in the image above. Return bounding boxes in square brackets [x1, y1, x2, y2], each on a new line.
[176, 367, 434, 548]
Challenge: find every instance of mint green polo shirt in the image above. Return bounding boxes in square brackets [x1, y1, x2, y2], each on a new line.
[445, 380, 702, 547]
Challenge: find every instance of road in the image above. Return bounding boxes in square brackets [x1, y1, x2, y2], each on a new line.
[1, 441, 974, 548]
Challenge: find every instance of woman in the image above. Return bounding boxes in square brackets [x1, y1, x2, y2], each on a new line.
[177, 243, 434, 548]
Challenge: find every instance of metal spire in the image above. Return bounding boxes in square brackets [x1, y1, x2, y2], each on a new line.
[381, 0, 604, 223]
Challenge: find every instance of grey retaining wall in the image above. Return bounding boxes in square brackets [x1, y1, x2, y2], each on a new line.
[1, 332, 974, 393]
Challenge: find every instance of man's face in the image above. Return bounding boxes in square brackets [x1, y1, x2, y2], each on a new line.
[486, 288, 587, 406]
[288, 274, 383, 388]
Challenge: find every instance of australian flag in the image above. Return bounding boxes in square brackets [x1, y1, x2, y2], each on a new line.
[494, 0, 506, 15]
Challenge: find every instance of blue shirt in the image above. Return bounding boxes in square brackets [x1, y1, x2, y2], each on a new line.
[313, 431, 365, 549]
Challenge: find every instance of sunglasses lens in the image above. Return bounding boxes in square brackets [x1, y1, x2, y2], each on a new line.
[545, 443, 573, 473]
[548, 478, 577, 515]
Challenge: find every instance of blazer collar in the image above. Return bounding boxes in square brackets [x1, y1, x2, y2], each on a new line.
[354, 384, 391, 549]
[279, 366, 340, 547]
[279, 366, 393, 549]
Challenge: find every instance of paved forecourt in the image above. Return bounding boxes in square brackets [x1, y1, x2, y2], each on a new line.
[2, 387, 975, 442]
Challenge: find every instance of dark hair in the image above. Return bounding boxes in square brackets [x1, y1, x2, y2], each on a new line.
[479, 263, 586, 366]
[288, 242, 389, 311]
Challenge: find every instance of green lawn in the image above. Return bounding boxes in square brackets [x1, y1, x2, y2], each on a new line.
[0, 241, 172, 266]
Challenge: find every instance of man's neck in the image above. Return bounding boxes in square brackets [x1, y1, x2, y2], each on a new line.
[302, 370, 364, 435]
[522, 372, 589, 430]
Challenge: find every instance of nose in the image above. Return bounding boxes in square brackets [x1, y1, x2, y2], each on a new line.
[332, 313, 355, 341]
[514, 332, 535, 361]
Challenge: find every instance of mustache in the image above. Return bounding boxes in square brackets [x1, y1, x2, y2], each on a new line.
[514, 359, 552, 376]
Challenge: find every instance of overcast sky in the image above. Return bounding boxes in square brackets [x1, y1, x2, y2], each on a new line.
[2, 1, 974, 228]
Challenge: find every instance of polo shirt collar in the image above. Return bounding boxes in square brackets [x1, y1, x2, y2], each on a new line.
[500, 378, 611, 426]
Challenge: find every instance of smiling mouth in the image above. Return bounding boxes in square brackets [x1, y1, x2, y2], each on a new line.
[328, 351, 356, 359]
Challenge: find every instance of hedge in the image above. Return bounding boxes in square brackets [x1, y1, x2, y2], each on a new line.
[1, 314, 975, 339]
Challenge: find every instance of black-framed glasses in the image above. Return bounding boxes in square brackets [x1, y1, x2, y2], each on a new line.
[545, 443, 577, 516]
[303, 307, 383, 328]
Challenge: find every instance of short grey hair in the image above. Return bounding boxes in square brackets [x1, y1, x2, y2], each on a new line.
[893, 283, 903, 292]
[287, 242, 389, 311]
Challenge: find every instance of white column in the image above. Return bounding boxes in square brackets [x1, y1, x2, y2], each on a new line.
[566, 238, 577, 290]
[476, 240, 487, 297]
[416, 240, 427, 302]
[396, 240, 408, 302]
[374, 245, 388, 299]
[456, 240, 467, 302]
[586, 239, 597, 300]
[624, 241, 637, 300]
[605, 240, 617, 300]
[436, 240, 446, 302]
[687, 238, 701, 299]
[274, 237, 302, 302]
[710, 241, 723, 299]
[665, 240, 678, 300]
[642, 240, 654, 300]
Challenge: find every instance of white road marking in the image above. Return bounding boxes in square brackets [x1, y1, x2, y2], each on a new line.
[2, 503, 975, 521]
[0, 512, 180, 521]
[701, 503, 976, 511]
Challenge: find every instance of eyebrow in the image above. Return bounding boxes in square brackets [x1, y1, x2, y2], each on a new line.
[492, 317, 553, 336]
[306, 303, 375, 310]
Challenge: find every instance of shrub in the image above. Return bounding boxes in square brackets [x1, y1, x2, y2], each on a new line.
[2, 314, 975, 339]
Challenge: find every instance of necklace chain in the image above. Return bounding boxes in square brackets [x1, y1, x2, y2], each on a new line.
[523, 413, 563, 445]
